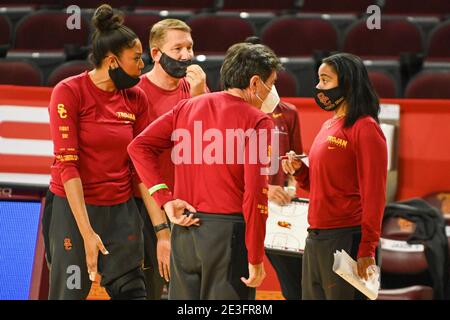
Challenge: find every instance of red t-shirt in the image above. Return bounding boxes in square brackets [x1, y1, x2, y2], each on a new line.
[268, 101, 303, 186]
[128, 92, 273, 264]
[49, 71, 149, 205]
[295, 116, 387, 258]
[137, 75, 191, 191]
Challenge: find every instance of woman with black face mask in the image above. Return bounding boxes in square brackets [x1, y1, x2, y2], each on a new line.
[43, 4, 189, 300]
[282, 53, 387, 300]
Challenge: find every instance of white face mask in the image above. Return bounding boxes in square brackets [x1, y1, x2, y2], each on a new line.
[260, 85, 280, 114]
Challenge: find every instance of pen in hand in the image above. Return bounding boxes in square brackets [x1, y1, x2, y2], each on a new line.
[278, 154, 307, 160]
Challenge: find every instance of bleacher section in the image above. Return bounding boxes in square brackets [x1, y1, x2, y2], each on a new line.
[1, 0, 449, 97]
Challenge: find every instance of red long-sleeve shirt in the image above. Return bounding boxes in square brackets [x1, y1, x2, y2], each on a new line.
[49, 71, 149, 205]
[295, 116, 387, 258]
[128, 92, 273, 264]
[137, 75, 191, 191]
[268, 101, 303, 186]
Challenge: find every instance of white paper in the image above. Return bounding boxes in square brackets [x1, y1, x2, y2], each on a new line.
[332, 250, 380, 300]
[380, 123, 395, 171]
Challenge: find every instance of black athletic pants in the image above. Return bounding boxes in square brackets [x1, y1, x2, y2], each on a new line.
[169, 212, 255, 300]
[43, 191, 145, 300]
[302, 225, 366, 300]
[134, 197, 167, 300]
[266, 251, 302, 300]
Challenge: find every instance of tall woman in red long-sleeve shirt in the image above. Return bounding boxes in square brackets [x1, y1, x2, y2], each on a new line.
[283, 53, 387, 300]
[44, 5, 175, 299]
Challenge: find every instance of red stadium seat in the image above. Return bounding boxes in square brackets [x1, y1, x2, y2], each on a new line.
[378, 286, 433, 300]
[0, 0, 61, 8]
[378, 215, 434, 299]
[61, 0, 138, 9]
[220, 0, 295, 12]
[276, 70, 298, 97]
[404, 71, 450, 99]
[0, 60, 42, 86]
[427, 21, 450, 62]
[124, 13, 162, 52]
[261, 17, 338, 57]
[299, 0, 378, 14]
[137, 0, 216, 11]
[382, 0, 450, 16]
[46, 60, 92, 87]
[187, 15, 255, 55]
[368, 71, 398, 98]
[379, 199, 450, 300]
[380, 217, 428, 275]
[13, 11, 90, 51]
[343, 18, 423, 59]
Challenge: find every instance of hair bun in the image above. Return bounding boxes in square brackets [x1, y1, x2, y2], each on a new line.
[92, 4, 123, 33]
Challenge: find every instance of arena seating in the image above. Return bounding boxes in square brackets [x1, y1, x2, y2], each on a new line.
[0, 1, 449, 98]
[368, 71, 398, 98]
[46, 59, 92, 86]
[0, 60, 43, 86]
[404, 71, 450, 99]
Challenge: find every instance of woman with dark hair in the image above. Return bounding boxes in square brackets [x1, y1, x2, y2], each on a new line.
[282, 52, 387, 300]
[44, 4, 180, 299]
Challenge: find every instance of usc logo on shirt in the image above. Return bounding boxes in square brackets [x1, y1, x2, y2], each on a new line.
[327, 135, 348, 149]
[116, 112, 136, 122]
[64, 237, 72, 250]
[57, 104, 67, 119]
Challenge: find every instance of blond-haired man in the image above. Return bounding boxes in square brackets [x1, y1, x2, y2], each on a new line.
[134, 19, 208, 299]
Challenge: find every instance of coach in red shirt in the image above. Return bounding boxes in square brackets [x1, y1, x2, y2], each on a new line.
[129, 42, 282, 299]
[133, 19, 208, 300]
[283, 53, 387, 300]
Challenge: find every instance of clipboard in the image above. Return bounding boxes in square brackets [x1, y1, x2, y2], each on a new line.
[332, 250, 380, 300]
[264, 198, 309, 257]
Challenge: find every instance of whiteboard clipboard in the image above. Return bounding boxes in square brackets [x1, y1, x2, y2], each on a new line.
[264, 198, 309, 257]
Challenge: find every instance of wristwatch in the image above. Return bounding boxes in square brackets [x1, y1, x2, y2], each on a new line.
[153, 222, 170, 233]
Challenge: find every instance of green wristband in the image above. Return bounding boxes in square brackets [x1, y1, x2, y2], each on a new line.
[148, 183, 168, 196]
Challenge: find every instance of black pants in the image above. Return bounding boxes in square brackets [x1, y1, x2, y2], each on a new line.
[266, 251, 302, 300]
[42, 189, 54, 266]
[43, 192, 144, 299]
[134, 197, 167, 300]
[302, 226, 366, 300]
[169, 212, 255, 300]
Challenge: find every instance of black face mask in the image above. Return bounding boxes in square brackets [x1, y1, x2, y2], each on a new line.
[159, 51, 192, 78]
[313, 86, 345, 111]
[108, 61, 140, 90]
